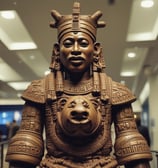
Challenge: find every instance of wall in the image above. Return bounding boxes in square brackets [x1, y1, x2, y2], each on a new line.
[148, 73, 158, 151]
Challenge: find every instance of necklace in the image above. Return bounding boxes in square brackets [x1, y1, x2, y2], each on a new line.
[64, 79, 93, 94]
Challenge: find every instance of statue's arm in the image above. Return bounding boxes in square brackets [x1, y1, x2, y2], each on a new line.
[112, 104, 152, 168]
[6, 101, 45, 168]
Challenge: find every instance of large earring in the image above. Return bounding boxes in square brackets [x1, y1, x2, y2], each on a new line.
[50, 43, 64, 95]
[93, 71, 100, 95]
[92, 43, 107, 97]
[92, 45, 100, 95]
[93, 43, 106, 72]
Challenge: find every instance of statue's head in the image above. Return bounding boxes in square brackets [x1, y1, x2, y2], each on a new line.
[49, 2, 106, 74]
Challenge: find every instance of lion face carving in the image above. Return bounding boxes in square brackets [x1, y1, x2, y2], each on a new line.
[57, 96, 102, 137]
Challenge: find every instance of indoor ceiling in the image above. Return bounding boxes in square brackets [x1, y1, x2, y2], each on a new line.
[0, 0, 158, 105]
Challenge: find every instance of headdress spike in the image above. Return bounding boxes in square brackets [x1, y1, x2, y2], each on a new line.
[72, 2, 80, 30]
[50, 10, 62, 28]
[91, 11, 106, 28]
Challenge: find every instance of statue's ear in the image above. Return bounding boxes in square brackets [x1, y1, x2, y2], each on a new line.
[93, 42, 106, 71]
[50, 43, 60, 70]
[53, 43, 60, 56]
[94, 42, 101, 55]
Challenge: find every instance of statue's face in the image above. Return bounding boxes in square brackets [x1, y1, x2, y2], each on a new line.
[59, 32, 94, 73]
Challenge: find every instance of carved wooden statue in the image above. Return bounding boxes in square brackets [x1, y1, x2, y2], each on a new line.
[6, 2, 152, 168]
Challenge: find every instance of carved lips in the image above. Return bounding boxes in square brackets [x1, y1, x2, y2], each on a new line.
[68, 56, 85, 66]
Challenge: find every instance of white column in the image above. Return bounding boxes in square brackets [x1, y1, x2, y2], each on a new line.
[148, 73, 158, 150]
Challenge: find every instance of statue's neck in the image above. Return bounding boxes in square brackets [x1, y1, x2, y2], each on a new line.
[64, 70, 91, 83]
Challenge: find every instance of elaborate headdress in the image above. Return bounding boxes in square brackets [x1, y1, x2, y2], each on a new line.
[48, 2, 107, 100]
[50, 2, 106, 41]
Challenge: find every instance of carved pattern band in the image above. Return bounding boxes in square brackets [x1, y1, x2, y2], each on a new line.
[40, 155, 118, 168]
[64, 79, 93, 94]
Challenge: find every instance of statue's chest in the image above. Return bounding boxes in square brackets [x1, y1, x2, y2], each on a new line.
[44, 79, 112, 160]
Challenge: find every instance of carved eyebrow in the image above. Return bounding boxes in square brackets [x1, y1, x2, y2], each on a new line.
[63, 38, 74, 42]
[82, 101, 90, 108]
[68, 101, 76, 108]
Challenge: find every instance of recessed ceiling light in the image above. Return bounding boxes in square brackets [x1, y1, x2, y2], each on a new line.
[10, 42, 37, 50]
[121, 48, 148, 77]
[128, 52, 136, 58]
[0, 10, 37, 50]
[8, 81, 30, 90]
[120, 71, 136, 77]
[44, 70, 50, 76]
[1, 11, 15, 19]
[141, 0, 154, 8]
[127, 0, 158, 41]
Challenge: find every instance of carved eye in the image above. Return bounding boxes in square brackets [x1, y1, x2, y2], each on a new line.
[63, 39, 73, 48]
[82, 101, 90, 109]
[58, 98, 67, 111]
[68, 101, 76, 108]
[79, 39, 89, 48]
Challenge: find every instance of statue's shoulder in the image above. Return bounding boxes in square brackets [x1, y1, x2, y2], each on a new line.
[22, 77, 46, 103]
[111, 80, 136, 105]
[22, 73, 56, 103]
[102, 74, 136, 105]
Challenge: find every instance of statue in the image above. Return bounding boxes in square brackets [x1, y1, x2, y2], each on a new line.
[6, 2, 152, 168]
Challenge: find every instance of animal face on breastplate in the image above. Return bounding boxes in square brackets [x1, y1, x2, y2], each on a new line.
[57, 96, 102, 137]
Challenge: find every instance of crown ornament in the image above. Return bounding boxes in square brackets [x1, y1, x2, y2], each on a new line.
[50, 2, 106, 41]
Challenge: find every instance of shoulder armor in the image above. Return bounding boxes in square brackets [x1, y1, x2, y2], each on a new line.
[111, 81, 136, 105]
[22, 78, 46, 103]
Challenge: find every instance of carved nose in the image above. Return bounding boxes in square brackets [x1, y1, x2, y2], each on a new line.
[70, 111, 89, 121]
[71, 50, 81, 56]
